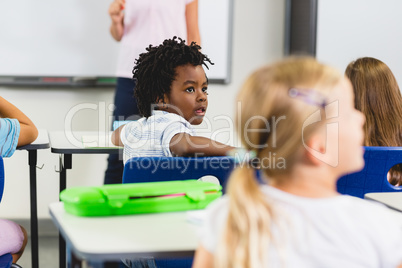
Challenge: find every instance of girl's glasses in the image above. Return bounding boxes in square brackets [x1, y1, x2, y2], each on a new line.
[288, 88, 327, 108]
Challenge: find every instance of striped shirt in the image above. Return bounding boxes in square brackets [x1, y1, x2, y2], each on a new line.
[0, 118, 20, 157]
[120, 111, 195, 163]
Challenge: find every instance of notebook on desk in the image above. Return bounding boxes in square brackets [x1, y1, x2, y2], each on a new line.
[82, 133, 122, 149]
[365, 192, 402, 212]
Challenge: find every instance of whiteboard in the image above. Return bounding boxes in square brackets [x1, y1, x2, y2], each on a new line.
[316, 0, 402, 86]
[0, 0, 233, 86]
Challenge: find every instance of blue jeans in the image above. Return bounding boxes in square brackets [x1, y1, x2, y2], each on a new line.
[104, 77, 140, 185]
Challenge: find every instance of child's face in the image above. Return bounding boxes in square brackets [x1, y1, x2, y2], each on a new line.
[164, 64, 208, 125]
[332, 77, 366, 175]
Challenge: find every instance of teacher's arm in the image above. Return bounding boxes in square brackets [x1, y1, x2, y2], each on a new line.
[109, 0, 125, 41]
[186, 0, 201, 46]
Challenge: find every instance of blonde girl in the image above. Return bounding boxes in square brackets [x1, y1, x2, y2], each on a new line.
[192, 57, 402, 268]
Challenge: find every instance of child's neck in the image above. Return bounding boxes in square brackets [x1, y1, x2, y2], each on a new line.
[270, 164, 339, 198]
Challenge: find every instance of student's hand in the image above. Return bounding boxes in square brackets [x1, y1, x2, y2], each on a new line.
[108, 0, 125, 25]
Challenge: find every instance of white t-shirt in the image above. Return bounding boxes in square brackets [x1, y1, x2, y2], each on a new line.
[199, 185, 402, 268]
[116, 0, 194, 78]
[120, 111, 195, 163]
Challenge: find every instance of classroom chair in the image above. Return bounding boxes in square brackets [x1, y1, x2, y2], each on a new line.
[0, 254, 22, 268]
[0, 156, 4, 203]
[0, 157, 22, 268]
[123, 156, 236, 192]
[337, 146, 402, 199]
[0, 254, 12, 268]
[122, 156, 236, 268]
[0, 157, 11, 268]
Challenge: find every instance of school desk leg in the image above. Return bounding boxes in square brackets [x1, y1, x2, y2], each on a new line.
[28, 150, 39, 268]
[59, 153, 72, 268]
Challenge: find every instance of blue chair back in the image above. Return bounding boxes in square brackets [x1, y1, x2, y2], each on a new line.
[0, 253, 12, 268]
[337, 147, 402, 198]
[0, 157, 23, 268]
[0, 158, 12, 268]
[123, 156, 236, 193]
[0, 156, 4, 203]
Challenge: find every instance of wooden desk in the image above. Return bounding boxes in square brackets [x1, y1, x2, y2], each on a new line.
[49, 202, 198, 267]
[48, 131, 122, 268]
[18, 129, 50, 268]
[365, 192, 402, 212]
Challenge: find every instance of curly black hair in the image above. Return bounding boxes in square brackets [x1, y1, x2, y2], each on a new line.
[132, 36, 213, 117]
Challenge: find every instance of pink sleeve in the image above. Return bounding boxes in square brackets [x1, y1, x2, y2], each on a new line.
[0, 219, 24, 255]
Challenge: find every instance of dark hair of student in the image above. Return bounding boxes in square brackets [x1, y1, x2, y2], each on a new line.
[132, 36, 213, 117]
[345, 57, 402, 186]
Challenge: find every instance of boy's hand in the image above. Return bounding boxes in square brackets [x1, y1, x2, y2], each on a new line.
[108, 0, 125, 24]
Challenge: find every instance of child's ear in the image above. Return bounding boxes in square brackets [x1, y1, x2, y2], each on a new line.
[303, 127, 339, 168]
[157, 94, 169, 104]
[304, 132, 327, 166]
[162, 94, 170, 104]
[156, 94, 169, 110]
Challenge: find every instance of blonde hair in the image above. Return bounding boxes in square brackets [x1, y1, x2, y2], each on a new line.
[216, 57, 342, 268]
[345, 57, 402, 185]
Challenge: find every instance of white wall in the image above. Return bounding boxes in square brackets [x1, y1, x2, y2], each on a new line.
[0, 0, 285, 219]
[316, 0, 402, 89]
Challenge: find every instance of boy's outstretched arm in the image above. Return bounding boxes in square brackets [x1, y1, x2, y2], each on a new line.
[170, 132, 234, 157]
[0, 97, 38, 146]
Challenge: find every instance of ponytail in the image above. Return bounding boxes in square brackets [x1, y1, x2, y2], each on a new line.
[216, 166, 274, 268]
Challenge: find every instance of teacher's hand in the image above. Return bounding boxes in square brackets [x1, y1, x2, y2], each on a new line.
[108, 0, 125, 25]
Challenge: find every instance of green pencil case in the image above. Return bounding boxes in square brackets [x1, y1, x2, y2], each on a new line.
[60, 180, 222, 217]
